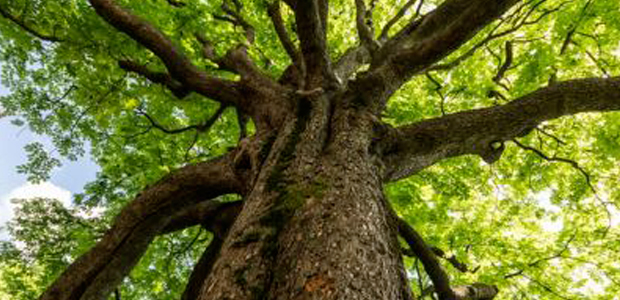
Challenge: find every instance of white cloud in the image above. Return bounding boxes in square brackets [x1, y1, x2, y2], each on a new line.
[0, 182, 72, 240]
[5, 182, 72, 205]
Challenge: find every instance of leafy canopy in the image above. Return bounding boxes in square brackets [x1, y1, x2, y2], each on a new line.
[0, 0, 619, 299]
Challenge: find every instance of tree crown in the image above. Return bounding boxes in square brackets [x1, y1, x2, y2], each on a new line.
[0, 0, 619, 299]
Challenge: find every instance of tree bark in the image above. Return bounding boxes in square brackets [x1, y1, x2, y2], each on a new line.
[30, 1, 620, 299]
[39, 153, 245, 300]
[198, 94, 412, 299]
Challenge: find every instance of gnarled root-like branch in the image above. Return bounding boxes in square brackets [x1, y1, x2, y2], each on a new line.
[39, 153, 244, 300]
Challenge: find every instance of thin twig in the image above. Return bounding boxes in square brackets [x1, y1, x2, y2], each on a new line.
[511, 139, 597, 196]
[560, 0, 594, 54]
[137, 105, 228, 135]
[504, 233, 575, 279]
[425, 73, 446, 115]
[536, 127, 567, 146]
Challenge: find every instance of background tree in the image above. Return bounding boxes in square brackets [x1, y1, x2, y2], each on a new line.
[0, 0, 619, 299]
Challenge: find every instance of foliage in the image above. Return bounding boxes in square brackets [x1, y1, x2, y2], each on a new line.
[0, 0, 619, 299]
[0, 198, 102, 299]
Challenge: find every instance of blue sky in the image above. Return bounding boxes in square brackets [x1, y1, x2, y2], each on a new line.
[0, 82, 99, 239]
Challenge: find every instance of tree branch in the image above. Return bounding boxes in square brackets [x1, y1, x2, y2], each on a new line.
[267, 1, 299, 64]
[194, 33, 251, 76]
[379, 76, 620, 182]
[504, 233, 575, 280]
[375, 0, 519, 73]
[511, 139, 599, 197]
[355, 0, 379, 54]
[430, 246, 472, 274]
[379, 0, 423, 43]
[560, 0, 594, 55]
[215, 0, 255, 44]
[161, 200, 242, 236]
[402, 245, 474, 274]
[0, 4, 63, 42]
[492, 41, 513, 84]
[137, 104, 227, 135]
[181, 236, 224, 300]
[356, 0, 519, 111]
[118, 60, 190, 99]
[88, 0, 243, 105]
[267, 1, 304, 87]
[333, 45, 371, 84]
[427, 1, 564, 73]
[166, 0, 186, 7]
[172, 201, 241, 300]
[451, 284, 499, 300]
[396, 217, 456, 300]
[287, 0, 334, 88]
[398, 218, 497, 300]
[40, 153, 246, 300]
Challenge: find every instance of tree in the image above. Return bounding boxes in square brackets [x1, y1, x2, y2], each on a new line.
[0, 0, 619, 299]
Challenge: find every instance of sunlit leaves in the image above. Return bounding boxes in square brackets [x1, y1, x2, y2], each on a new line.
[0, 197, 103, 300]
[0, 0, 619, 299]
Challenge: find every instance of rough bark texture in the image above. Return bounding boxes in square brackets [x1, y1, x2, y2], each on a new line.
[25, 0, 620, 299]
[380, 77, 620, 181]
[197, 91, 412, 299]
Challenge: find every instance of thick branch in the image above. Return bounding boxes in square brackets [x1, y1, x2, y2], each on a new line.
[287, 0, 334, 88]
[380, 77, 620, 181]
[428, 1, 564, 73]
[0, 5, 63, 42]
[88, 0, 242, 105]
[355, 0, 379, 53]
[451, 284, 499, 300]
[358, 0, 519, 109]
[40, 153, 245, 300]
[181, 237, 224, 300]
[333, 46, 371, 83]
[118, 60, 189, 99]
[402, 246, 473, 273]
[267, 1, 304, 86]
[175, 201, 241, 300]
[162, 200, 242, 235]
[375, 0, 519, 75]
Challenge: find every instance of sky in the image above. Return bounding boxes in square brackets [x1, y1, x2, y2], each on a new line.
[0, 82, 99, 240]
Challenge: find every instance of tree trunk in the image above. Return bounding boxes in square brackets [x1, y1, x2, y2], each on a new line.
[200, 95, 412, 299]
[13, 0, 618, 299]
